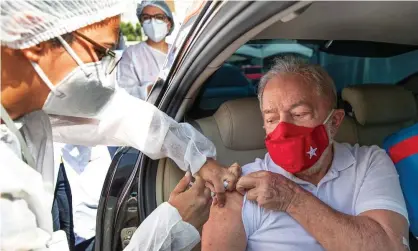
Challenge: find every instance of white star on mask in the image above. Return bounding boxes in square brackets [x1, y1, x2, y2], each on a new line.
[307, 146, 318, 159]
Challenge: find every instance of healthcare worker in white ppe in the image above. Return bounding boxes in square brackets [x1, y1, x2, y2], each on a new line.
[0, 1, 241, 251]
[118, 0, 174, 100]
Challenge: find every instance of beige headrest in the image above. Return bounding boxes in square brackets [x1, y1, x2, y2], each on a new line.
[213, 98, 265, 150]
[342, 84, 417, 125]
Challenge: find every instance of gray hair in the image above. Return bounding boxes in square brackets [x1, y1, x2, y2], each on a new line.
[258, 56, 337, 109]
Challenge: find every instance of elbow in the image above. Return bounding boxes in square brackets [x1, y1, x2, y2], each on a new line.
[385, 236, 409, 251]
[372, 231, 407, 251]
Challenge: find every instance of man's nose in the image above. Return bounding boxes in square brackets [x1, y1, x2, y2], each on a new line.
[278, 113, 292, 124]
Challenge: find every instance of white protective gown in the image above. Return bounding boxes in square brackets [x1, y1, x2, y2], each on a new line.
[117, 42, 171, 100]
[0, 89, 215, 251]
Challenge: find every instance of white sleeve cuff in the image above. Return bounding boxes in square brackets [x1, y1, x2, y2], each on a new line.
[125, 202, 200, 251]
[356, 199, 410, 225]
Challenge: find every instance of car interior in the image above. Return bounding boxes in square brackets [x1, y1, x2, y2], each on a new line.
[152, 1, 418, 250]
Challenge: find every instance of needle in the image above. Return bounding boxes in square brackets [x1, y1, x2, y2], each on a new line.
[188, 180, 229, 197]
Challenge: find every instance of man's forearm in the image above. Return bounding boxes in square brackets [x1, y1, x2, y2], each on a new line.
[286, 189, 399, 251]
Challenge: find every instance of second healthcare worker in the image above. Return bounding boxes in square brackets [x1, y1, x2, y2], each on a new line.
[118, 1, 175, 100]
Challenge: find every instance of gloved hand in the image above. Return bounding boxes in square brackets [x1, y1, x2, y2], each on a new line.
[168, 172, 212, 229]
[198, 160, 241, 207]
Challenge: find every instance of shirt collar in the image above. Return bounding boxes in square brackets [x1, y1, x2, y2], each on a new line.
[265, 142, 356, 185]
[331, 142, 356, 172]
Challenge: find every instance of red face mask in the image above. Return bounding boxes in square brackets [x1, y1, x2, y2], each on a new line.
[265, 111, 333, 174]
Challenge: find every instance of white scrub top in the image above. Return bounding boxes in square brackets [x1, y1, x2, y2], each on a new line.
[117, 42, 171, 100]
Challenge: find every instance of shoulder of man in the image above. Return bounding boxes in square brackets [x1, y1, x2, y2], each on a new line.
[335, 142, 400, 186]
[337, 143, 391, 168]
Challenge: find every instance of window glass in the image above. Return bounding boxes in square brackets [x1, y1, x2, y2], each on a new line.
[194, 39, 418, 117]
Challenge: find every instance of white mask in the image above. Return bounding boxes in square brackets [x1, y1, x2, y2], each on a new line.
[30, 36, 120, 118]
[143, 19, 168, 43]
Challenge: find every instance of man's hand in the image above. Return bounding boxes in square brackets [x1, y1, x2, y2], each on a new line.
[198, 160, 241, 207]
[168, 172, 212, 229]
[236, 171, 300, 211]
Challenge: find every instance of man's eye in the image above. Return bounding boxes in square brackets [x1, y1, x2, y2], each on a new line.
[293, 112, 309, 118]
[266, 118, 276, 124]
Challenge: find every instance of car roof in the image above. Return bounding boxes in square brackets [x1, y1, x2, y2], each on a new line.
[254, 1, 418, 46]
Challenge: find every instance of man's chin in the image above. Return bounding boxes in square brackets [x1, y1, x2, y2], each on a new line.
[296, 144, 333, 176]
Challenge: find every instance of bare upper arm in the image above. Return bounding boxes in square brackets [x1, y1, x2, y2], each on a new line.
[360, 210, 409, 250]
[201, 191, 247, 251]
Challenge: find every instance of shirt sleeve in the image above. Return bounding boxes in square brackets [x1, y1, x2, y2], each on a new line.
[241, 161, 265, 239]
[242, 195, 263, 239]
[123, 202, 200, 251]
[117, 47, 148, 100]
[51, 90, 216, 175]
[354, 146, 409, 222]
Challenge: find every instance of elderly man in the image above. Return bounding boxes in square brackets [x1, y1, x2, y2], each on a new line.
[202, 57, 410, 251]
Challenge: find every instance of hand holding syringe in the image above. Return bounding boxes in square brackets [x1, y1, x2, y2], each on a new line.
[188, 179, 229, 200]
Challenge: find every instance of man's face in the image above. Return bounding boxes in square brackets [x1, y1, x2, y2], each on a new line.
[261, 74, 343, 136]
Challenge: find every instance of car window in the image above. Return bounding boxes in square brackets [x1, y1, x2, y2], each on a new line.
[318, 48, 418, 91]
[191, 39, 418, 118]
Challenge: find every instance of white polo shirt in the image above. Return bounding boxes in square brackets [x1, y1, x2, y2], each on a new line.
[242, 142, 408, 251]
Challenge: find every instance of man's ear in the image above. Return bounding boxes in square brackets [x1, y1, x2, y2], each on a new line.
[21, 43, 45, 63]
[331, 109, 345, 130]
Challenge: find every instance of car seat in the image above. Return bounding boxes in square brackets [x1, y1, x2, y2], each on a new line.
[398, 73, 418, 118]
[194, 64, 255, 115]
[342, 84, 417, 146]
